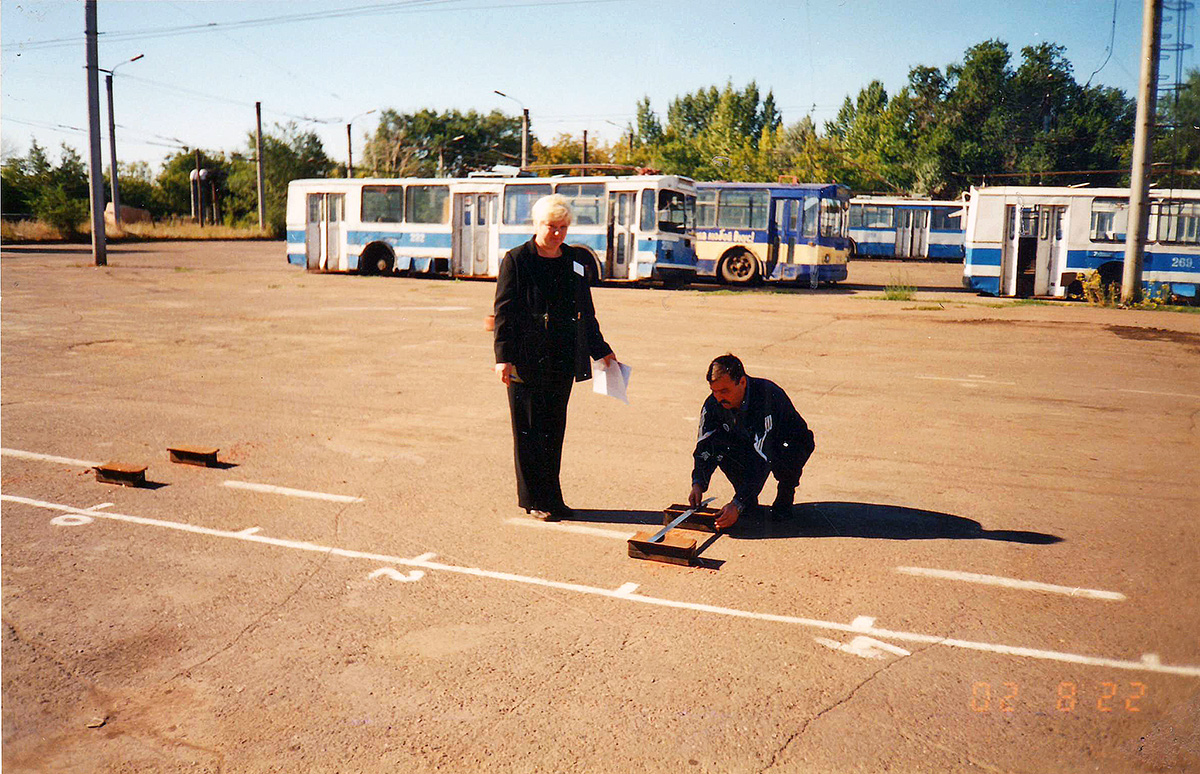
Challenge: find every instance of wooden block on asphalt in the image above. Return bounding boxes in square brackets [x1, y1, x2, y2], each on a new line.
[628, 530, 698, 566]
[94, 461, 148, 487]
[663, 503, 721, 533]
[167, 445, 220, 467]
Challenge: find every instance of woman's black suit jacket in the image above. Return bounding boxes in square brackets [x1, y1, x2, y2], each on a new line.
[493, 240, 612, 384]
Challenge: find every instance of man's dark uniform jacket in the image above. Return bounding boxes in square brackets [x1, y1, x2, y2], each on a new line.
[493, 240, 611, 383]
[692, 376, 815, 510]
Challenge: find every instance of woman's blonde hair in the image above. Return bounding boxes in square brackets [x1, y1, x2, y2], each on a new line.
[530, 194, 574, 226]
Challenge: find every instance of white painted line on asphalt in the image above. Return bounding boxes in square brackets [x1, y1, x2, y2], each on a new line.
[815, 636, 912, 660]
[1117, 388, 1200, 400]
[87, 503, 114, 511]
[851, 616, 875, 631]
[914, 375, 1016, 386]
[2, 447, 101, 468]
[412, 552, 437, 562]
[1142, 653, 1162, 665]
[237, 527, 261, 536]
[4, 493, 1197, 679]
[896, 566, 1126, 601]
[505, 517, 632, 540]
[222, 480, 364, 504]
[614, 582, 640, 596]
[369, 567, 425, 583]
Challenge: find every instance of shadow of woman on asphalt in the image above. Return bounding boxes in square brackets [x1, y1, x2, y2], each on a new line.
[727, 501, 1062, 544]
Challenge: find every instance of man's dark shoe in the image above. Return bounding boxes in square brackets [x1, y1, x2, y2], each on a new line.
[548, 503, 575, 521]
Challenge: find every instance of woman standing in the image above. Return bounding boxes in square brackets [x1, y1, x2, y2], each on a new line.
[493, 194, 617, 521]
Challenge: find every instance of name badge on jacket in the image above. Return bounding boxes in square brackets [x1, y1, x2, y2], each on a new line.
[573, 262, 585, 276]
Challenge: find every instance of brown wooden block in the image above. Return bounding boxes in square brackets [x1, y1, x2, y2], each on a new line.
[627, 530, 698, 566]
[94, 461, 148, 487]
[663, 503, 721, 533]
[167, 445, 220, 467]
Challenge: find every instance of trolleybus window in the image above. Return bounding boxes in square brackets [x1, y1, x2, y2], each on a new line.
[657, 189, 692, 233]
[697, 189, 717, 228]
[1090, 198, 1128, 242]
[819, 198, 845, 238]
[406, 185, 449, 224]
[554, 183, 605, 225]
[851, 204, 895, 229]
[362, 185, 404, 223]
[803, 196, 819, 238]
[504, 184, 552, 224]
[1157, 200, 1200, 245]
[717, 190, 769, 230]
[930, 206, 961, 231]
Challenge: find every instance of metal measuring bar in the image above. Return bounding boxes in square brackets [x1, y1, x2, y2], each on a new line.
[648, 497, 716, 543]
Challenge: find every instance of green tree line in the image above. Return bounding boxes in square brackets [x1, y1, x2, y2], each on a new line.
[4, 38, 1196, 238]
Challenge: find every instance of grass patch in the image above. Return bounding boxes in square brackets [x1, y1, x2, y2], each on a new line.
[882, 273, 916, 301]
[2, 217, 273, 243]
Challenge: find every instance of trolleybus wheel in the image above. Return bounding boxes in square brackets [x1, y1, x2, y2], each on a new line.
[718, 250, 759, 285]
[358, 243, 394, 276]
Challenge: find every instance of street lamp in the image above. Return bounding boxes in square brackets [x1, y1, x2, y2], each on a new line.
[494, 90, 529, 169]
[605, 119, 634, 154]
[346, 109, 376, 178]
[97, 53, 144, 226]
[437, 134, 465, 177]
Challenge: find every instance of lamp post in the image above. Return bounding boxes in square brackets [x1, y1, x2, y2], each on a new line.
[346, 109, 376, 178]
[437, 134, 465, 177]
[97, 53, 144, 226]
[494, 90, 528, 169]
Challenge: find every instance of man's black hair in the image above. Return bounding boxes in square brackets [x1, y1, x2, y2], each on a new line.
[707, 353, 745, 383]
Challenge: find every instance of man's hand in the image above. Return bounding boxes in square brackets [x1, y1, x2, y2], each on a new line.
[715, 501, 741, 530]
[601, 352, 618, 369]
[495, 362, 514, 385]
[688, 483, 704, 507]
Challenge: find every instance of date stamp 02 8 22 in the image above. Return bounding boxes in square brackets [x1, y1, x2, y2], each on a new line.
[970, 681, 1147, 714]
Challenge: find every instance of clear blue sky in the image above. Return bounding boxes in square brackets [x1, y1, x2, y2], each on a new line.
[1, 0, 1190, 173]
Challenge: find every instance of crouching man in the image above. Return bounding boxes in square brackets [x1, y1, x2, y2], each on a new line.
[689, 354, 815, 529]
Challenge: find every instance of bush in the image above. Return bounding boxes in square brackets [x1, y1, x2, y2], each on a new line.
[32, 186, 89, 239]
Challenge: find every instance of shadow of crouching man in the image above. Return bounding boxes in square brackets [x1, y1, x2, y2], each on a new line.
[725, 501, 1063, 545]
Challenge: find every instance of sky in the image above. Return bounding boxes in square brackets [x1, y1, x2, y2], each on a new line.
[1, 0, 1193, 175]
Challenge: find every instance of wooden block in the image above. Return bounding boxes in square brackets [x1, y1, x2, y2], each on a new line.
[627, 530, 698, 566]
[663, 503, 721, 533]
[94, 461, 148, 487]
[167, 445, 220, 467]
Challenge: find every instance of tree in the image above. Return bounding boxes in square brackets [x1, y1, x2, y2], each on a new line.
[224, 122, 335, 233]
[360, 108, 523, 177]
[1155, 68, 1200, 188]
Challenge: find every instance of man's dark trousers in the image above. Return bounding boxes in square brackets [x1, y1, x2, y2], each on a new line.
[716, 444, 806, 513]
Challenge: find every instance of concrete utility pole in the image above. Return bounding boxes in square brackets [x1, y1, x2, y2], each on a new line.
[84, 0, 107, 265]
[1123, 0, 1164, 304]
[346, 109, 376, 179]
[256, 102, 266, 230]
[582, 130, 588, 168]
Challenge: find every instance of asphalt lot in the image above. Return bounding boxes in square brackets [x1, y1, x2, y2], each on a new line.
[3, 241, 1198, 773]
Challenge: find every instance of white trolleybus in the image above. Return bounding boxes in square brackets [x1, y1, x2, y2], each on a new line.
[848, 196, 966, 260]
[285, 174, 698, 284]
[962, 186, 1200, 299]
[694, 182, 851, 285]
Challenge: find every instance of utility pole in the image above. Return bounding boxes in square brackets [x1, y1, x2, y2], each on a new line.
[1123, 0, 1163, 304]
[255, 102, 266, 230]
[521, 108, 529, 170]
[84, 0, 107, 265]
[347, 123, 354, 177]
[582, 130, 588, 169]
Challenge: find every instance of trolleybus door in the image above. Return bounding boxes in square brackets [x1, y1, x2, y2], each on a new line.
[1014, 206, 1040, 297]
[305, 193, 323, 270]
[1034, 205, 1065, 296]
[895, 208, 930, 258]
[323, 194, 344, 271]
[306, 192, 344, 271]
[766, 199, 792, 280]
[452, 193, 499, 277]
[606, 191, 635, 280]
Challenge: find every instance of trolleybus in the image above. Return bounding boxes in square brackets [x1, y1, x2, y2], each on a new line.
[848, 196, 966, 260]
[694, 182, 851, 285]
[285, 174, 699, 284]
[962, 186, 1200, 298]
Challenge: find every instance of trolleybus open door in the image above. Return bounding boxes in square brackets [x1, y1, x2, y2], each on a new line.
[606, 191, 636, 280]
[895, 208, 930, 258]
